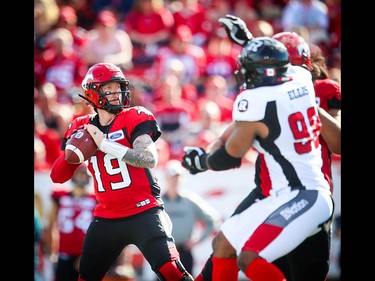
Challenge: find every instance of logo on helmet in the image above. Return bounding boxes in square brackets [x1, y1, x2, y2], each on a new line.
[82, 72, 94, 90]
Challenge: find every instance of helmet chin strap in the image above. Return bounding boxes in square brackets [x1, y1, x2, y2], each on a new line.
[104, 104, 123, 114]
[78, 93, 96, 108]
[78, 91, 127, 114]
[78, 92, 115, 112]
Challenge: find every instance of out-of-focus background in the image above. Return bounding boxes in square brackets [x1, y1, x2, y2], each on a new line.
[34, 0, 341, 280]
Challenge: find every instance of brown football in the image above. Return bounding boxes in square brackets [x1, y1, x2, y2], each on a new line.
[65, 128, 97, 164]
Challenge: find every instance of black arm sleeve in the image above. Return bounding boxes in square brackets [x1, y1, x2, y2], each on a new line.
[207, 146, 242, 171]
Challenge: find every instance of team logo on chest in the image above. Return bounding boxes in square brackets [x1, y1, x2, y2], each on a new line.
[238, 99, 249, 112]
[108, 130, 124, 141]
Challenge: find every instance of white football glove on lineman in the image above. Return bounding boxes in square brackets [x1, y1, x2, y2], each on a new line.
[181, 146, 208, 175]
[218, 14, 253, 46]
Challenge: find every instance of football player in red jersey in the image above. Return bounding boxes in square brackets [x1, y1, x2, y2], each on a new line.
[46, 164, 97, 281]
[190, 16, 341, 281]
[50, 63, 194, 281]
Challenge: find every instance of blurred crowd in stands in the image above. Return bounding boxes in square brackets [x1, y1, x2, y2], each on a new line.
[34, 0, 341, 170]
[34, 0, 341, 280]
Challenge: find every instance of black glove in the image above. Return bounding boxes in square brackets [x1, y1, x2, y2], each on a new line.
[218, 14, 253, 46]
[181, 147, 208, 175]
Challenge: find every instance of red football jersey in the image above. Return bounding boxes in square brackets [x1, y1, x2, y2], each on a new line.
[52, 189, 97, 255]
[313, 78, 341, 111]
[314, 78, 341, 191]
[56, 106, 163, 219]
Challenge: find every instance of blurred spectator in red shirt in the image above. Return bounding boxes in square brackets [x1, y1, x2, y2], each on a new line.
[128, 79, 155, 111]
[228, 0, 258, 24]
[152, 58, 199, 104]
[82, 9, 133, 70]
[197, 74, 234, 123]
[58, 0, 97, 30]
[184, 101, 225, 149]
[34, 105, 62, 169]
[204, 0, 231, 24]
[153, 74, 197, 160]
[34, 27, 88, 104]
[203, 26, 240, 96]
[53, 5, 88, 56]
[151, 25, 207, 90]
[34, 82, 73, 138]
[168, 0, 213, 47]
[326, 0, 340, 46]
[124, 0, 175, 65]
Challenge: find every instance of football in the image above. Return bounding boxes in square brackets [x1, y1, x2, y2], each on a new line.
[65, 128, 97, 164]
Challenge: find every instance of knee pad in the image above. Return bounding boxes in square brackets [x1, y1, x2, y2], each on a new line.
[156, 260, 194, 281]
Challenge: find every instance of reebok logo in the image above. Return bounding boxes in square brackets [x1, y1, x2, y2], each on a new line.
[280, 199, 309, 220]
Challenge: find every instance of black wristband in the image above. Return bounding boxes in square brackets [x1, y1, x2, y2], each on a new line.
[199, 153, 209, 170]
[207, 146, 242, 171]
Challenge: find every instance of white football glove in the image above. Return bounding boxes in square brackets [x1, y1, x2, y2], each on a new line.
[218, 14, 253, 46]
[182, 146, 208, 175]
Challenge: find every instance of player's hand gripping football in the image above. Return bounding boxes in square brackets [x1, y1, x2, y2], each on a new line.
[218, 14, 253, 46]
[85, 124, 104, 147]
[182, 146, 209, 175]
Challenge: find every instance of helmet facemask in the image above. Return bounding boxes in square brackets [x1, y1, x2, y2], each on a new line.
[234, 57, 247, 90]
[94, 80, 130, 114]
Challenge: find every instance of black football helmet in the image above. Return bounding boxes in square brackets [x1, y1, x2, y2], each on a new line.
[235, 37, 291, 89]
[79, 63, 131, 114]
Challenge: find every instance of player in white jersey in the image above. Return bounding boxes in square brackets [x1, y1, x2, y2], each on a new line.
[181, 37, 334, 281]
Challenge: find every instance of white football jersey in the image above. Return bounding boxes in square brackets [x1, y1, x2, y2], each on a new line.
[232, 65, 330, 195]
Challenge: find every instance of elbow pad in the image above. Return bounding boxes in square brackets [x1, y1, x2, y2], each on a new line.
[208, 146, 242, 171]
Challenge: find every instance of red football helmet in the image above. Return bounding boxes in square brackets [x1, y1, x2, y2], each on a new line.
[79, 63, 131, 114]
[272, 32, 312, 71]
